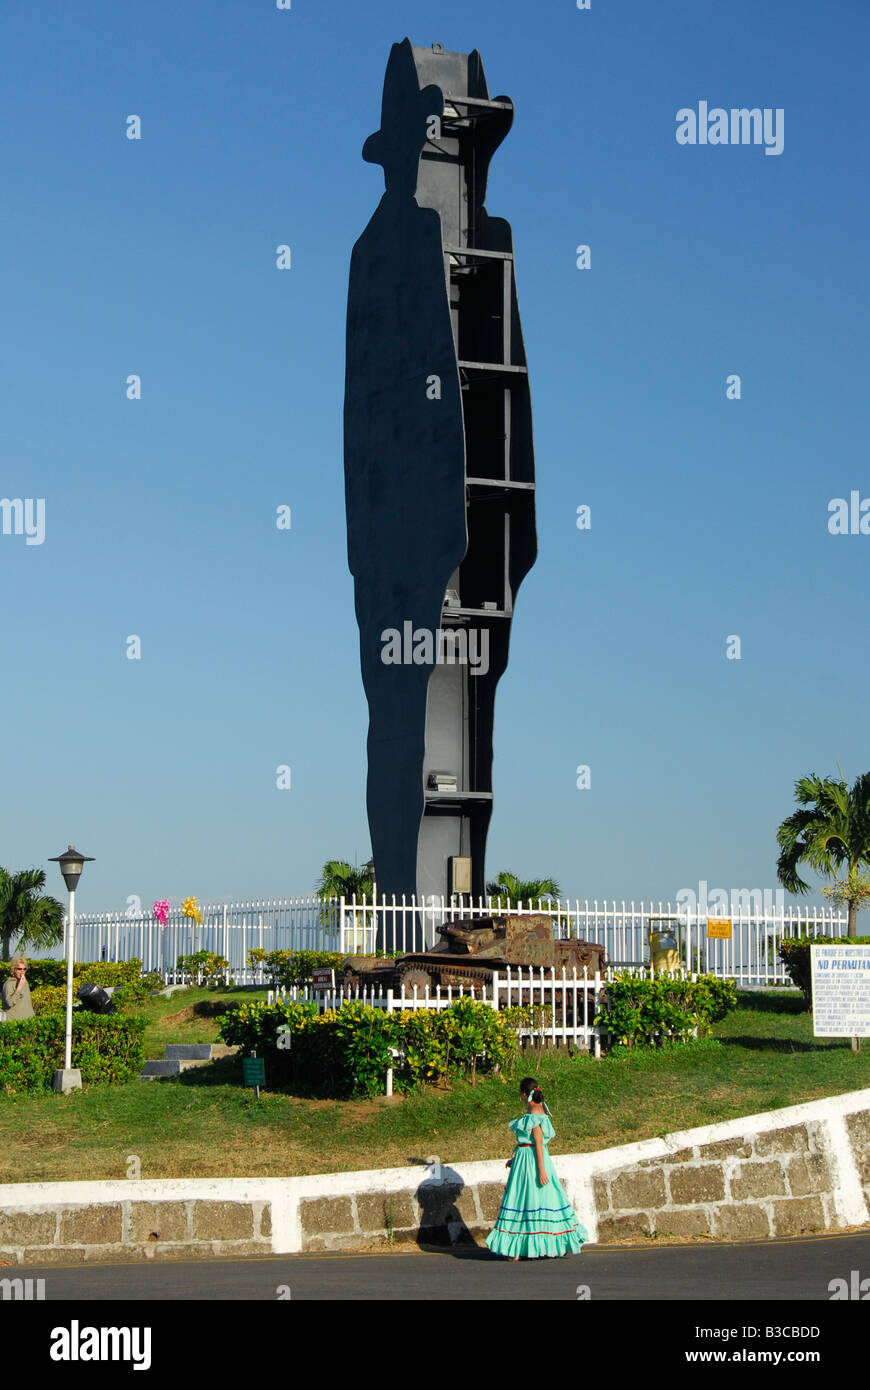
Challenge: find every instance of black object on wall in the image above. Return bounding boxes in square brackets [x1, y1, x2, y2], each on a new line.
[344, 39, 536, 945]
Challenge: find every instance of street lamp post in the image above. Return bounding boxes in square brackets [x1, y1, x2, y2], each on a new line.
[48, 844, 94, 1094]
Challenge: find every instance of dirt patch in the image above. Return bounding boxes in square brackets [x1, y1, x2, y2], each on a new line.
[268, 1094, 404, 1119]
[162, 1005, 197, 1026]
[161, 999, 234, 1026]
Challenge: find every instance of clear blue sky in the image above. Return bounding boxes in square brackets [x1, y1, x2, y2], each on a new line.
[1, 0, 867, 915]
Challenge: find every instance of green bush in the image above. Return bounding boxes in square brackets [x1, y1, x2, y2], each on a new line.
[112, 971, 163, 1007]
[246, 948, 402, 989]
[5, 960, 161, 1015]
[219, 995, 522, 1098]
[0, 959, 67, 988]
[2, 958, 150, 986]
[778, 936, 870, 1008]
[0, 1013, 147, 1092]
[30, 985, 68, 1016]
[219, 996, 319, 1058]
[594, 973, 738, 1048]
[176, 951, 230, 985]
[73, 960, 144, 988]
[246, 949, 345, 988]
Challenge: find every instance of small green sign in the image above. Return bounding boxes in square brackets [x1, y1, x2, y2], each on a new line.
[242, 1056, 266, 1087]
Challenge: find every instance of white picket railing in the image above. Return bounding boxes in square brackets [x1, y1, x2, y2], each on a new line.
[492, 967, 604, 1053]
[58, 893, 850, 987]
[266, 965, 669, 1051]
[269, 980, 484, 1012]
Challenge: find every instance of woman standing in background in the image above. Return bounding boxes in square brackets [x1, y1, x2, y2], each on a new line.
[1, 957, 34, 1021]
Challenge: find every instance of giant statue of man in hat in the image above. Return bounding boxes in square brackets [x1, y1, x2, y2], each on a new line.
[344, 40, 536, 943]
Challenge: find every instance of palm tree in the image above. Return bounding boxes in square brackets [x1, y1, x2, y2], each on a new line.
[315, 859, 376, 951]
[0, 866, 65, 961]
[315, 860, 374, 901]
[776, 771, 870, 938]
[485, 870, 561, 907]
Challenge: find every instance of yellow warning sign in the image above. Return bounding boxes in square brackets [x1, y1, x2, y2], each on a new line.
[707, 918, 732, 939]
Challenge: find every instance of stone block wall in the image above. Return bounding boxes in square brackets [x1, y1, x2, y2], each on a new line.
[1, 1088, 868, 1264]
[847, 1110, 870, 1202]
[594, 1121, 833, 1241]
[0, 1196, 273, 1265]
[299, 1180, 506, 1251]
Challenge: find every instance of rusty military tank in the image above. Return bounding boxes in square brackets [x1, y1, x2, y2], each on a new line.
[339, 914, 606, 998]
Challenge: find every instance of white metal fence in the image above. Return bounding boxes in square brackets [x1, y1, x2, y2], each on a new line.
[62, 898, 343, 982]
[333, 895, 850, 986]
[268, 964, 714, 1052]
[59, 894, 850, 988]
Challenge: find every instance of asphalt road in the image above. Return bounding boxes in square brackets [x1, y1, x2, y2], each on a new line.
[13, 1229, 870, 1301]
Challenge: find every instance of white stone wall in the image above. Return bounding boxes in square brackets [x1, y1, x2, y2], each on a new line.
[0, 1087, 868, 1262]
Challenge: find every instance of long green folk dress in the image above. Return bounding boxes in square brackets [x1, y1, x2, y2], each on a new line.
[486, 1112, 588, 1259]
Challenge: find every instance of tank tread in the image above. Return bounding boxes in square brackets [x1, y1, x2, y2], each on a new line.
[398, 958, 493, 992]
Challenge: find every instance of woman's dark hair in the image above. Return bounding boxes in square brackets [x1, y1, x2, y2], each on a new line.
[520, 1076, 544, 1104]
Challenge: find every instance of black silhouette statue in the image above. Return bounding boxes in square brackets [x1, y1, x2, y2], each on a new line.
[344, 40, 536, 945]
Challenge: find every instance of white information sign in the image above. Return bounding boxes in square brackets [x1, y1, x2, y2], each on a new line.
[811, 944, 870, 1038]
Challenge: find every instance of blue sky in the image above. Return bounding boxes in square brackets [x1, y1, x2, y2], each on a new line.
[1, 0, 867, 915]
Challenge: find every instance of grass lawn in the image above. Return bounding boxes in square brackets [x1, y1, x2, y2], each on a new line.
[0, 989, 868, 1184]
[131, 985, 271, 1055]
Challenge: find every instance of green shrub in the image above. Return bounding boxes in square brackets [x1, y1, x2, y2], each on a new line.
[2, 958, 150, 985]
[594, 973, 738, 1048]
[111, 972, 163, 1007]
[73, 960, 144, 988]
[5, 960, 161, 1016]
[246, 948, 401, 989]
[0, 1013, 147, 1092]
[219, 997, 319, 1059]
[0, 959, 67, 988]
[778, 936, 870, 1008]
[176, 951, 230, 985]
[246, 949, 345, 988]
[30, 985, 68, 1016]
[219, 995, 522, 1098]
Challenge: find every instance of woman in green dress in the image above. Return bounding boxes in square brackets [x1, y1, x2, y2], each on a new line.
[486, 1076, 588, 1259]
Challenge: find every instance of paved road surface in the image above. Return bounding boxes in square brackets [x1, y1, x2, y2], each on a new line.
[13, 1230, 870, 1301]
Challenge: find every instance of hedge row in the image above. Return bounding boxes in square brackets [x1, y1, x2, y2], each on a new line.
[0, 1014, 147, 1092]
[246, 948, 398, 989]
[219, 975, 738, 1097]
[1, 958, 159, 989]
[594, 973, 738, 1048]
[778, 936, 870, 1007]
[219, 995, 527, 1098]
[1, 959, 163, 1016]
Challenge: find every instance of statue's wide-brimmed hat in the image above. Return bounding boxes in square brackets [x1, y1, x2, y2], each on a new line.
[362, 38, 444, 170]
